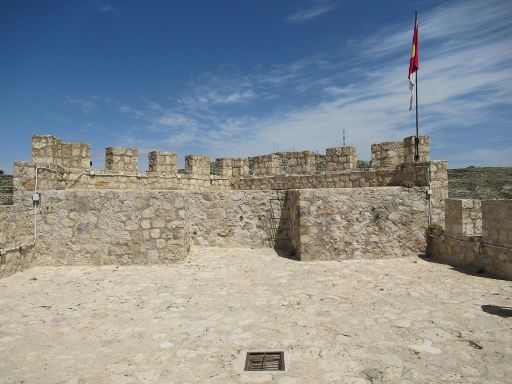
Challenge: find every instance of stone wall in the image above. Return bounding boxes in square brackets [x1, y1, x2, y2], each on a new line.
[403, 136, 430, 164]
[105, 147, 138, 173]
[185, 155, 210, 176]
[444, 199, 482, 237]
[0, 204, 36, 278]
[251, 154, 280, 176]
[482, 200, 512, 248]
[188, 191, 273, 248]
[326, 146, 357, 172]
[232, 158, 250, 177]
[148, 151, 177, 174]
[32, 135, 90, 171]
[0, 174, 13, 205]
[278, 151, 316, 175]
[371, 141, 403, 168]
[292, 187, 428, 261]
[427, 198, 512, 280]
[33, 190, 190, 265]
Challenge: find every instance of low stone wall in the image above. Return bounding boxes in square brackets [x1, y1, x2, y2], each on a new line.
[0, 204, 35, 249]
[445, 199, 482, 237]
[0, 204, 36, 278]
[427, 199, 512, 280]
[33, 190, 190, 265]
[188, 191, 273, 248]
[427, 235, 512, 280]
[482, 200, 512, 248]
[293, 187, 428, 261]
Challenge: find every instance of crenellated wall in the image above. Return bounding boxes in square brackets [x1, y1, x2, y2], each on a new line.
[148, 151, 178, 174]
[326, 146, 357, 171]
[1, 133, 451, 277]
[32, 135, 90, 171]
[105, 147, 138, 173]
[428, 198, 512, 280]
[185, 155, 210, 176]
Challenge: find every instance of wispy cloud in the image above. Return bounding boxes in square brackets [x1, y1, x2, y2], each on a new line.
[71, 0, 512, 168]
[95, 3, 122, 18]
[65, 96, 100, 113]
[286, 1, 338, 22]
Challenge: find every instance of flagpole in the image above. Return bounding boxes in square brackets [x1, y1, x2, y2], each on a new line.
[414, 11, 419, 161]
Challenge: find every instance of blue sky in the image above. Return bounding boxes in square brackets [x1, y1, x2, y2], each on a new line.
[1, 0, 511, 173]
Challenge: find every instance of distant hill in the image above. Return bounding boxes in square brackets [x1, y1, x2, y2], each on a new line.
[448, 167, 512, 200]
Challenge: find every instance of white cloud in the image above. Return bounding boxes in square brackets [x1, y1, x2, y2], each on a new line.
[287, 2, 338, 22]
[80, 0, 511, 168]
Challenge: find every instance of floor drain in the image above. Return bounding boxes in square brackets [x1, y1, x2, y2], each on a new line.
[244, 351, 285, 371]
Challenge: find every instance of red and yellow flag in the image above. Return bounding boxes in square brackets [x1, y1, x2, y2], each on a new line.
[409, 12, 419, 110]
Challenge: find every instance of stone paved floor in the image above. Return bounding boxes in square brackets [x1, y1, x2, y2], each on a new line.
[1, 248, 511, 384]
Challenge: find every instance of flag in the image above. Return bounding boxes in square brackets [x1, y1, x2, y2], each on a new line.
[409, 12, 419, 111]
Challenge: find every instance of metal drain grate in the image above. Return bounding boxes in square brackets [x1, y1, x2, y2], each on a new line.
[244, 352, 285, 371]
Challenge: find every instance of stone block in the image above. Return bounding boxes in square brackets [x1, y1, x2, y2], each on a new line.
[251, 154, 280, 176]
[105, 147, 138, 173]
[482, 200, 512, 248]
[371, 141, 403, 168]
[185, 155, 210, 176]
[215, 158, 233, 177]
[326, 146, 357, 172]
[232, 158, 249, 177]
[32, 135, 90, 171]
[403, 135, 430, 164]
[444, 198, 482, 237]
[148, 151, 177, 174]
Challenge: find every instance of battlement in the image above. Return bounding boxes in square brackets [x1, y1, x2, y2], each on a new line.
[29, 134, 432, 178]
[32, 135, 90, 171]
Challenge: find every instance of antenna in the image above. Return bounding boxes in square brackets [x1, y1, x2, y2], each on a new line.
[343, 129, 346, 147]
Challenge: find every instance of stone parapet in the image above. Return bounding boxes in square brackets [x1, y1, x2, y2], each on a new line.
[148, 151, 177, 175]
[278, 151, 316, 175]
[185, 155, 210, 176]
[32, 135, 90, 171]
[326, 146, 357, 172]
[251, 154, 280, 176]
[444, 199, 482, 238]
[215, 158, 233, 177]
[371, 141, 403, 168]
[232, 158, 249, 177]
[403, 135, 430, 164]
[482, 200, 512, 248]
[105, 147, 138, 173]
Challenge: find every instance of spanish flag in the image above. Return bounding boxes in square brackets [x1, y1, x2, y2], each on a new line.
[409, 12, 419, 111]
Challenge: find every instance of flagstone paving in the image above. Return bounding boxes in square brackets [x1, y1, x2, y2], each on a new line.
[1, 247, 511, 384]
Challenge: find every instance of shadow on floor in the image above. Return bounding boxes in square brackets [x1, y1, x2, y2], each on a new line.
[274, 248, 299, 261]
[481, 305, 512, 318]
[418, 254, 507, 281]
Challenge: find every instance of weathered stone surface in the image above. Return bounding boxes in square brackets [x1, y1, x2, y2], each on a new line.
[371, 141, 403, 168]
[0, 174, 13, 205]
[403, 135, 430, 164]
[32, 135, 90, 171]
[251, 154, 280, 176]
[148, 151, 177, 174]
[292, 187, 429, 261]
[105, 147, 138, 173]
[482, 199, 512, 248]
[326, 146, 357, 172]
[445, 198, 482, 237]
[34, 190, 190, 265]
[188, 191, 272, 248]
[185, 155, 210, 176]
[0, 247, 511, 383]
